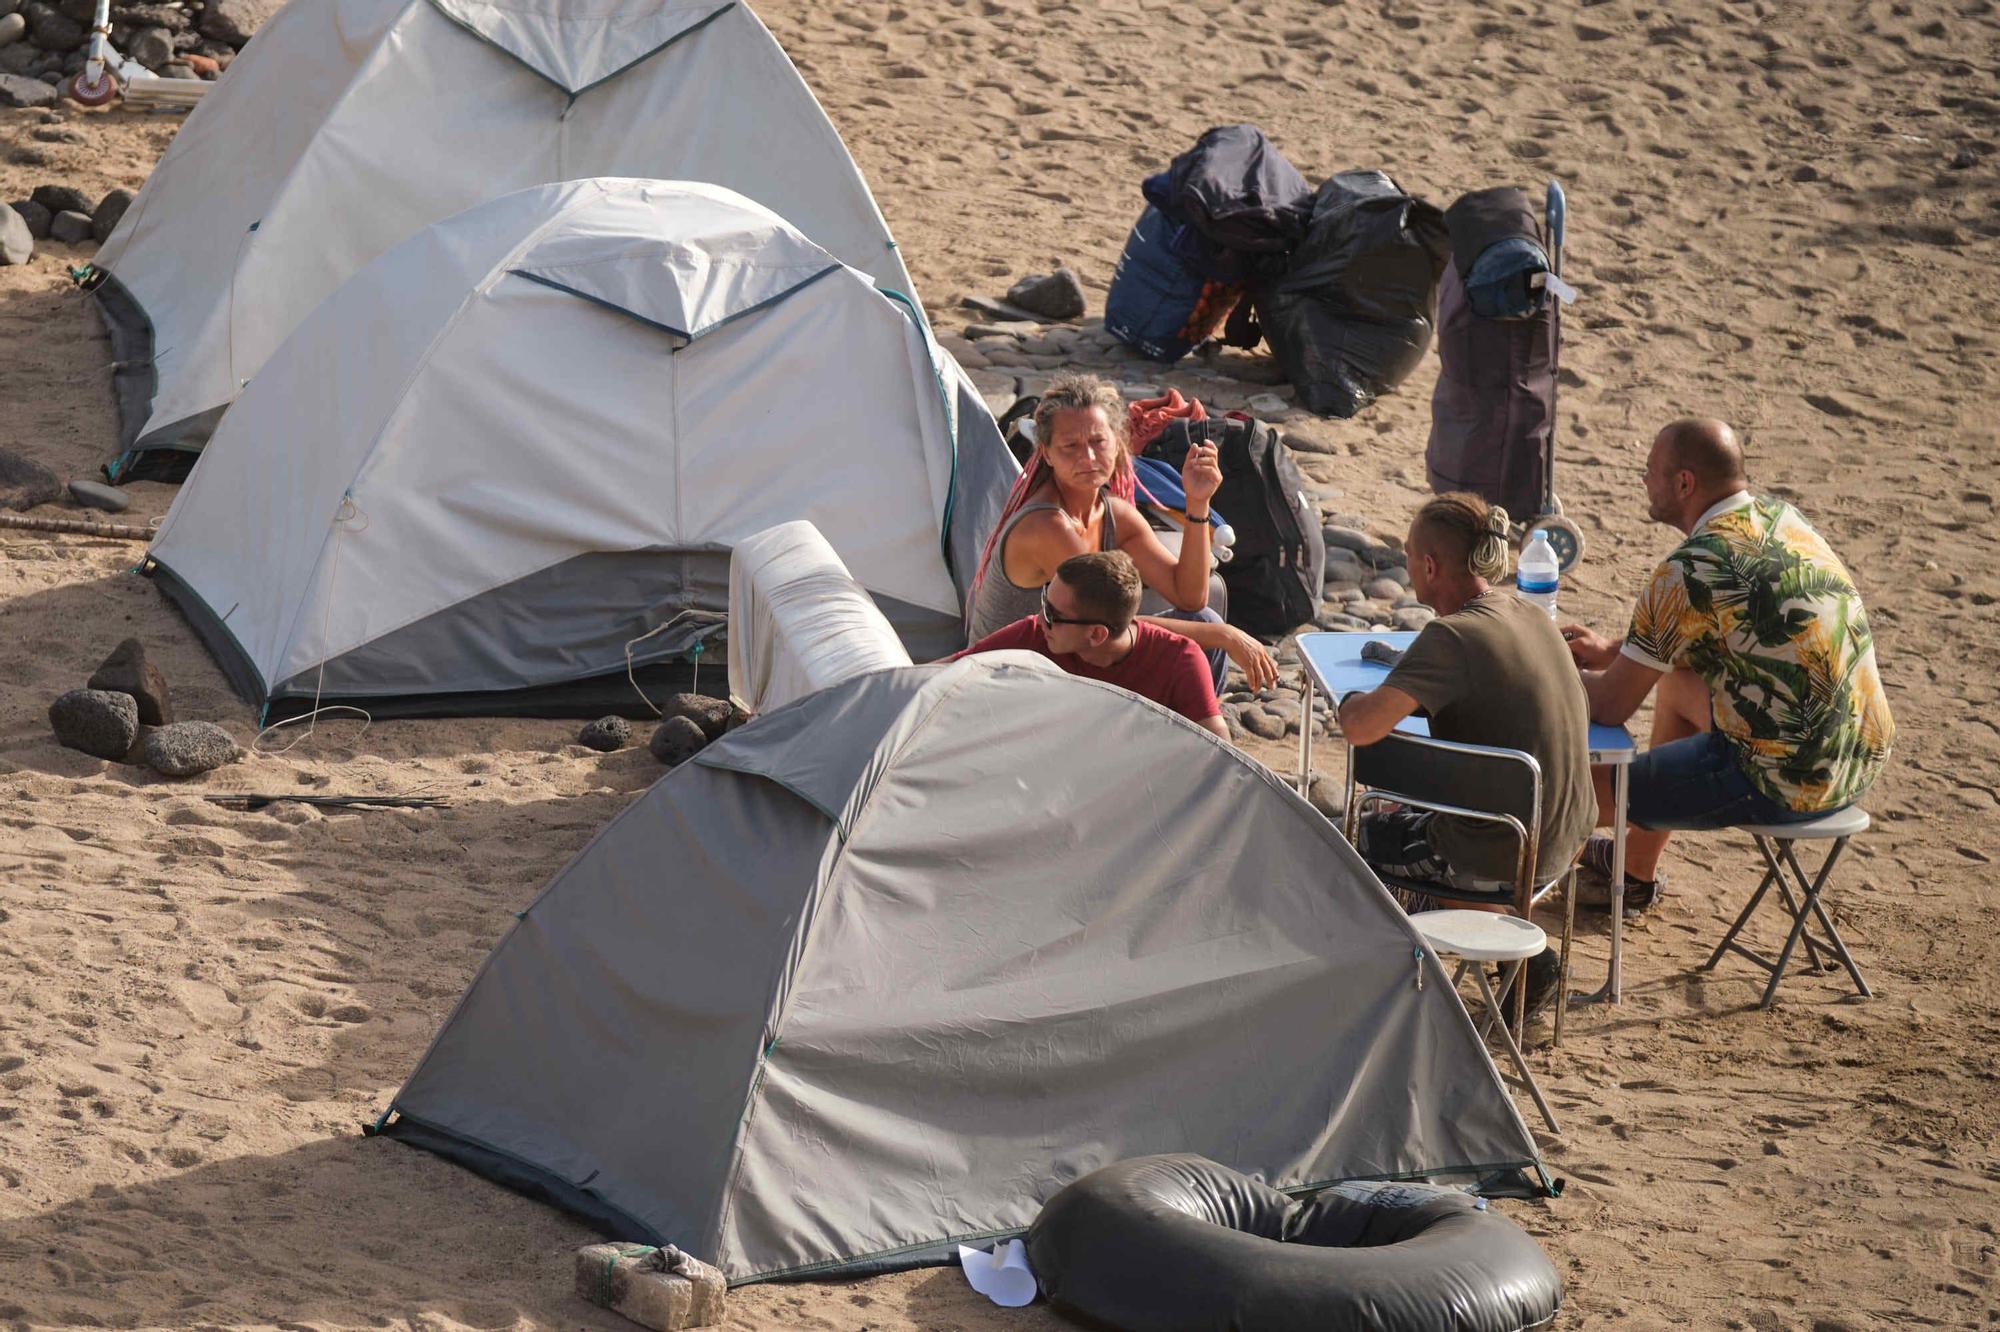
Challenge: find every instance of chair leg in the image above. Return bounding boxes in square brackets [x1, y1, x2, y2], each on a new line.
[1474, 963, 1559, 1135]
[1481, 961, 1519, 1043]
[1553, 867, 1576, 1049]
[1704, 838, 1782, 970]
[1762, 838, 1828, 973]
[1756, 842, 1820, 1010]
[1513, 943, 1528, 1038]
[1777, 836, 1872, 999]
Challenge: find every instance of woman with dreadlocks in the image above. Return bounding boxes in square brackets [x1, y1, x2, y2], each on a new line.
[963, 374, 1276, 691]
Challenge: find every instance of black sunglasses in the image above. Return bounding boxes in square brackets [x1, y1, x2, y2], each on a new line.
[1039, 585, 1113, 631]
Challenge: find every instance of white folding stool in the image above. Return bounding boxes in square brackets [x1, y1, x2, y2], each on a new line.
[1410, 909, 1560, 1135]
[1702, 807, 1873, 1009]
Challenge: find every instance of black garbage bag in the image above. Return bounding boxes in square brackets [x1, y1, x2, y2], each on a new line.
[1253, 171, 1449, 418]
[1142, 124, 1313, 284]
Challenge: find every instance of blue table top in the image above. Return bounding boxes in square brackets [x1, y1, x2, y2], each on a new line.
[1297, 630, 1635, 757]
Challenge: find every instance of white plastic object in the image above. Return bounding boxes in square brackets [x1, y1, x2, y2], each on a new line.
[1516, 529, 1560, 619]
[1409, 909, 1547, 963]
[727, 521, 912, 716]
[959, 1238, 1037, 1308]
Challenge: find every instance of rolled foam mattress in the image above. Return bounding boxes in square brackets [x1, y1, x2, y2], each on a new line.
[727, 520, 913, 715]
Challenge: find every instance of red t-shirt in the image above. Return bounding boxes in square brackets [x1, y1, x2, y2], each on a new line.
[957, 617, 1221, 725]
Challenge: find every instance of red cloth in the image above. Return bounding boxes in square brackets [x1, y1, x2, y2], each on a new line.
[956, 617, 1221, 725]
[1125, 389, 1207, 454]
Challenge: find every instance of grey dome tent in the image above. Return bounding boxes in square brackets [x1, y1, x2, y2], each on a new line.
[90, 0, 917, 482]
[378, 654, 1552, 1283]
[143, 178, 1014, 719]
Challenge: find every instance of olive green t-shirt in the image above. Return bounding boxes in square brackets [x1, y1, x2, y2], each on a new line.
[1382, 591, 1595, 883]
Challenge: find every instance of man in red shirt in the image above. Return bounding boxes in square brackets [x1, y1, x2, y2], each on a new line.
[957, 551, 1228, 738]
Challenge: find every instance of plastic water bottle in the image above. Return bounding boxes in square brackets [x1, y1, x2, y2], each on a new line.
[1517, 530, 1560, 619]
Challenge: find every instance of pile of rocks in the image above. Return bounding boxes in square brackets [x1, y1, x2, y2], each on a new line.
[0, 179, 130, 265]
[1213, 519, 1435, 747]
[0, 0, 276, 94]
[575, 693, 743, 767]
[940, 267, 1300, 423]
[0, 443, 132, 513]
[46, 637, 241, 777]
[939, 314, 1296, 420]
[1315, 519, 1432, 634]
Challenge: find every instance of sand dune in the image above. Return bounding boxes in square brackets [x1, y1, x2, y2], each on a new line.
[3, 0, 1998, 1327]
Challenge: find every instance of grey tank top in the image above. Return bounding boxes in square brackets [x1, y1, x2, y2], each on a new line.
[965, 492, 1119, 644]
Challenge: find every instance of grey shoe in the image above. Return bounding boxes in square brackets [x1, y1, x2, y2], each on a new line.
[1488, 946, 1563, 1024]
[1522, 946, 1563, 1021]
[1573, 836, 1663, 913]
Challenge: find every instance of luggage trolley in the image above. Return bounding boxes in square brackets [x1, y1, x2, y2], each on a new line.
[1426, 179, 1584, 572]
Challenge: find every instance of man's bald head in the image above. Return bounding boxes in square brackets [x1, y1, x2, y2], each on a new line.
[1658, 418, 1746, 491]
[1643, 418, 1749, 531]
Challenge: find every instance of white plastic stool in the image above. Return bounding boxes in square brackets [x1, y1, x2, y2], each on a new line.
[1410, 910, 1559, 1134]
[1703, 806, 1872, 1009]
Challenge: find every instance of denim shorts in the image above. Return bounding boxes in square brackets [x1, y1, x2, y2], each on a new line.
[1627, 731, 1833, 832]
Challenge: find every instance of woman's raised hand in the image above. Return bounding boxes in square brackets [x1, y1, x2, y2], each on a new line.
[1181, 440, 1222, 513]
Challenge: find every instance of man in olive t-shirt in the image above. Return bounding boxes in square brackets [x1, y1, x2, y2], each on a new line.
[1337, 495, 1595, 904]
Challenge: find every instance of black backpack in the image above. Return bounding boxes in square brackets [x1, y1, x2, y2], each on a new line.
[1144, 416, 1326, 636]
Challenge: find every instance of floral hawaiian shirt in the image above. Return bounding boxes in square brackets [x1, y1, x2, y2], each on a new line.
[1622, 494, 1894, 812]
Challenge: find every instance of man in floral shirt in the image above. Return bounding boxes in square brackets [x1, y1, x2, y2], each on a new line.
[1561, 419, 1894, 909]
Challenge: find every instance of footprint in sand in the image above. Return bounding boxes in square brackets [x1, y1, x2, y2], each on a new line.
[1805, 392, 1862, 418]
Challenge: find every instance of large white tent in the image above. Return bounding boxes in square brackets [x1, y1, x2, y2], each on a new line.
[380, 654, 1549, 1283]
[90, 0, 916, 482]
[144, 179, 1014, 718]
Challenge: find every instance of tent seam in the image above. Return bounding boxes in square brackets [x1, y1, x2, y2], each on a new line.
[507, 270, 692, 342]
[425, 0, 735, 98]
[878, 287, 958, 576]
[508, 261, 843, 345]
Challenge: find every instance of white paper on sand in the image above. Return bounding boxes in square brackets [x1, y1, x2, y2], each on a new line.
[958, 1237, 1037, 1307]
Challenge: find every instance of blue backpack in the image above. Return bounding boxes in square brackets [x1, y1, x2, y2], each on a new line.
[1104, 206, 1242, 363]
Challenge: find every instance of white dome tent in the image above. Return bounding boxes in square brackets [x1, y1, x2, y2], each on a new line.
[143, 179, 1015, 718]
[89, 0, 917, 482]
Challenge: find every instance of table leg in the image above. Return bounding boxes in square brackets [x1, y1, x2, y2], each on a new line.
[1610, 760, 1628, 1004]
[1569, 758, 1631, 1009]
[1297, 670, 1315, 797]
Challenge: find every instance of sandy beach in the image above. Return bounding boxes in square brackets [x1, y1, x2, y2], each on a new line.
[3, 0, 1998, 1327]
